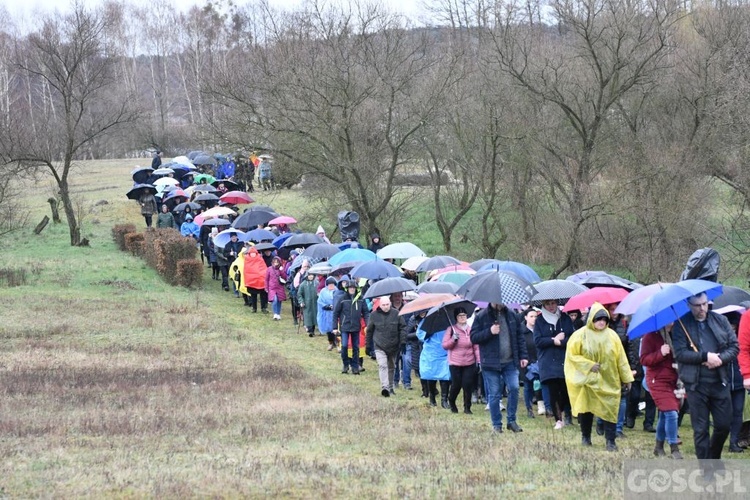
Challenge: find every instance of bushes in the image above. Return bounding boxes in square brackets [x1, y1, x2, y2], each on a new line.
[113, 226, 202, 288]
[112, 224, 136, 251]
[0, 268, 27, 287]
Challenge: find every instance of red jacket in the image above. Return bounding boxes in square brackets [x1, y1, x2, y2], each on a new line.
[640, 331, 680, 412]
[442, 323, 479, 367]
[738, 310, 750, 379]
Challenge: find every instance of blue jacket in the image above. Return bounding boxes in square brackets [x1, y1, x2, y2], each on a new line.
[317, 287, 335, 333]
[533, 313, 575, 382]
[417, 321, 450, 381]
[470, 306, 528, 371]
[180, 221, 200, 240]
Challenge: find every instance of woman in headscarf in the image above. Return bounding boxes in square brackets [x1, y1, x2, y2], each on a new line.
[565, 303, 634, 451]
[534, 299, 575, 429]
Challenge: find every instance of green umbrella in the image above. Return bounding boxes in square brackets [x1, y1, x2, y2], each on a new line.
[194, 173, 216, 185]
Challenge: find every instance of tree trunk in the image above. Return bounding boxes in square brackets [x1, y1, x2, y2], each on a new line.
[34, 215, 49, 234]
[47, 197, 61, 223]
[58, 181, 80, 246]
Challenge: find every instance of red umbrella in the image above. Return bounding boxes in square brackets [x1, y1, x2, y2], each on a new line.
[268, 215, 297, 225]
[562, 287, 629, 312]
[219, 191, 254, 205]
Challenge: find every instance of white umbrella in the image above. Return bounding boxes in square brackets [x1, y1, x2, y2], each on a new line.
[153, 177, 179, 187]
[401, 255, 429, 271]
[172, 155, 195, 168]
[201, 206, 237, 218]
[376, 242, 426, 260]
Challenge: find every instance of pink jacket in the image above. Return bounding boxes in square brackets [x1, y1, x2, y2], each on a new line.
[265, 265, 287, 301]
[442, 323, 479, 367]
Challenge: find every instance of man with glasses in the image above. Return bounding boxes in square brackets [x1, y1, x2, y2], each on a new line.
[672, 292, 739, 459]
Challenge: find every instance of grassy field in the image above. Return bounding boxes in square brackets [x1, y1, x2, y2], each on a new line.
[0, 159, 739, 497]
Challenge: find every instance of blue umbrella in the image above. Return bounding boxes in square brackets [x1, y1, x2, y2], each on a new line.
[328, 248, 378, 266]
[627, 280, 724, 339]
[479, 261, 541, 283]
[337, 241, 362, 251]
[469, 258, 502, 271]
[272, 233, 293, 248]
[350, 260, 402, 280]
[246, 228, 277, 242]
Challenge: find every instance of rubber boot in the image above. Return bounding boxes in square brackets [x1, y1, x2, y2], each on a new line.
[440, 381, 451, 409]
[670, 443, 683, 460]
[429, 391, 437, 407]
[421, 380, 429, 398]
[441, 394, 450, 410]
[654, 440, 666, 457]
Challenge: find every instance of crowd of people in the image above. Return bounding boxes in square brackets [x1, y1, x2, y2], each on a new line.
[130, 152, 750, 462]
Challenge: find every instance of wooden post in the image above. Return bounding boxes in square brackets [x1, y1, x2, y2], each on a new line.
[34, 215, 50, 234]
[47, 197, 61, 223]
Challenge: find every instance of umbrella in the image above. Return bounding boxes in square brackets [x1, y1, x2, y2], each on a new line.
[272, 233, 294, 248]
[126, 183, 157, 200]
[328, 248, 378, 266]
[376, 242, 426, 260]
[220, 191, 254, 205]
[421, 298, 478, 336]
[416, 255, 462, 273]
[416, 281, 459, 294]
[213, 229, 249, 249]
[232, 210, 279, 230]
[187, 150, 203, 160]
[350, 260, 403, 280]
[432, 271, 475, 287]
[330, 261, 364, 276]
[469, 258, 502, 271]
[363, 277, 417, 299]
[712, 286, 750, 309]
[194, 193, 220, 203]
[627, 280, 724, 339]
[173, 201, 201, 212]
[300, 243, 341, 261]
[212, 179, 242, 192]
[614, 283, 673, 316]
[194, 173, 216, 184]
[479, 261, 541, 284]
[337, 242, 362, 251]
[400, 293, 459, 315]
[193, 184, 218, 193]
[153, 177, 179, 187]
[457, 270, 537, 306]
[152, 167, 175, 176]
[193, 155, 215, 166]
[245, 228, 277, 242]
[562, 287, 629, 312]
[308, 262, 334, 276]
[288, 255, 323, 273]
[401, 255, 430, 271]
[566, 270, 642, 291]
[201, 218, 231, 227]
[172, 155, 194, 168]
[200, 206, 236, 219]
[529, 279, 589, 306]
[268, 215, 297, 225]
[131, 166, 154, 184]
[713, 304, 746, 316]
[163, 189, 187, 201]
[281, 233, 325, 249]
[254, 242, 277, 252]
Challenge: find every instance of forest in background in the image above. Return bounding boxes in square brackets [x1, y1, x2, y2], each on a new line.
[2, 0, 750, 283]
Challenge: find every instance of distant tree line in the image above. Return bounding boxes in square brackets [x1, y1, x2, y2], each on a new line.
[2, 0, 750, 283]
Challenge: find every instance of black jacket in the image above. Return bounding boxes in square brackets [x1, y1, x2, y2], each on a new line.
[470, 306, 528, 371]
[366, 308, 406, 354]
[672, 311, 739, 386]
[533, 313, 575, 382]
[333, 292, 370, 333]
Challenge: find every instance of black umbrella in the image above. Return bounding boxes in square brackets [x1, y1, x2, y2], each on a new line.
[529, 279, 589, 305]
[420, 298, 478, 337]
[131, 167, 154, 184]
[126, 183, 157, 200]
[193, 184, 218, 193]
[212, 179, 241, 192]
[232, 210, 279, 230]
[193, 154, 215, 166]
[363, 277, 417, 299]
[254, 242, 277, 252]
[187, 150, 203, 160]
[350, 260, 402, 280]
[194, 193, 220, 203]
[281, 233, 325, 249]
[300, 243, 341, 261]
[416, 255, 462, 273]
[173, 201, 202, 212]
[416, 281, 459, 294]
[202, 218, 231, 227]
[249, 205, 276, 212]
[566, 271, 642, 291]
[712, 286, 750, 309]
[457, 270, 537, 306]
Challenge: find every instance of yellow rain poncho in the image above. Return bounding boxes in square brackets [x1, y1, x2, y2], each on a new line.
[564, 303, 634, 423]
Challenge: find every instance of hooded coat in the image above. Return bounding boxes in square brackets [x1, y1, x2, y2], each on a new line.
[417, 319, 450, 381]
[564, 303, 634, 423]
[317, 285, 336, 333]
[265, 263, 287, 301]
[640, 331, 680, 412]
[297, 275, 318, 328]
[243, 247, 267, 290]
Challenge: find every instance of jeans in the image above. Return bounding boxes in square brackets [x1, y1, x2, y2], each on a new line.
[730, 388, 746, 447]
[541, 383, 551, 412]
[484, 363, 520, 428]
[341, 331, 360, 370]
[272, 297, 282, 315]
[686, 381, 732, 459]
[523, 377, 536, 410]
[656, 410, 679, 445]
[393, 344, 412, 386]
[375, 349, 397, 390]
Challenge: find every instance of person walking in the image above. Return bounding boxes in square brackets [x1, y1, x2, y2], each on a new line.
[333, 280, 369, 374]
[565, 304, 634, 451]
[156, 203, 177, 229]
[265, 256, 287, 320]
[442, 307, 479, 414]
[139, 190, 158, 228]
[366, 297, 407, 397]
[297, 271, 319, 336]
[318, 277, 339, 351]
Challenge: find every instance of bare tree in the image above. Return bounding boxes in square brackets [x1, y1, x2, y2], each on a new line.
[3, 4, 136, 246]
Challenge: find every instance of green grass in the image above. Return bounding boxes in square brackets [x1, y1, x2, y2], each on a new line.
[0, 159, 743, 497]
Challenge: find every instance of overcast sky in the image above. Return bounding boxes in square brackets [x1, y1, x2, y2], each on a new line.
[13, 0, 429, 21]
